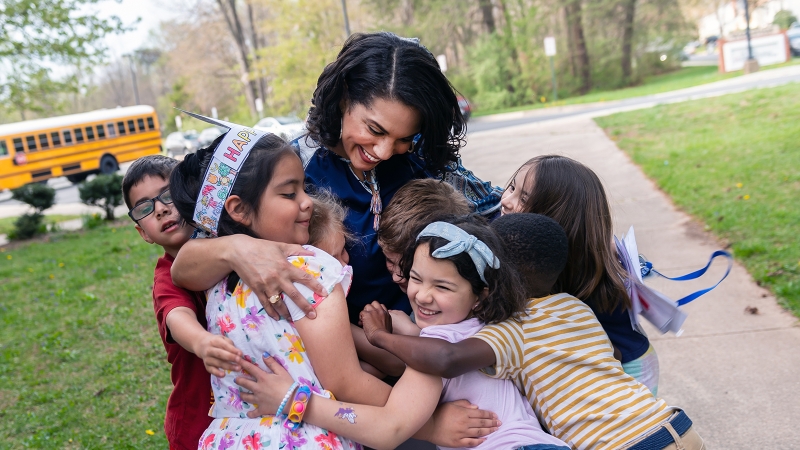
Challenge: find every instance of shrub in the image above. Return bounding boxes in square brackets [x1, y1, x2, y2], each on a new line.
[82, 213, 105, 230]
[9, 183, 55, 240]
[8, 213, 47, 240]
[78, 174, 124, 221]
[11, 183, 55, 212]
[774, 10, 798, 30]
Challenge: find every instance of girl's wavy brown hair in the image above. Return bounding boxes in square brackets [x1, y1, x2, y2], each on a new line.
[512, 155, 631, 313]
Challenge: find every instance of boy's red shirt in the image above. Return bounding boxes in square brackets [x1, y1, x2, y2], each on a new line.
[152, 252, 213, 450]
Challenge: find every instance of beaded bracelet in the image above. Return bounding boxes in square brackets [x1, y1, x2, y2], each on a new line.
[284, 385, 312, 431]
[276, 382, 299, 417]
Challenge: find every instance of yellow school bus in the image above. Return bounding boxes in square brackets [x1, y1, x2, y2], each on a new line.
[0, 105, 162, 190]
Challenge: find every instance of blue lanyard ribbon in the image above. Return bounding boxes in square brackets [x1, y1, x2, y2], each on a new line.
[639, 250, 733, 306]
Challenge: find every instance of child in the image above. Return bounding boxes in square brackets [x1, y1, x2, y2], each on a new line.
[501, 155, 660, 394]
[236, 215, 571, 450]
[377, 179, 471, 293]
[358, 213, 704, 450]
[352, 179, 473, 377]
[122, 155, 242, 450]
[169, 127, 372, 449]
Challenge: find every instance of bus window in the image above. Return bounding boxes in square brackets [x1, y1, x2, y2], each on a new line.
[127, 120, 136, 133]
[51, 131, 61, 147]
[97, 125, 106, 139]
[147, 117, 155, 130]
[0, 140, 8, 156]
[26, 135, 38, 152]
[85, 126, 95, 140]
[117, 121, 126, 135]
[63, 130, 73, 145]
[74, 128, 84, 143]
[137, 118, 145, 131]
[107, 123, 116, 137]
[39, 133, 50, 149]
[13, 138, 24, 153]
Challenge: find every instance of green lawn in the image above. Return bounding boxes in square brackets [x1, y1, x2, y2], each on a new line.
[0, 215, 81, 236]
[0, 223, 170, 448]
[475, 59, 800, 117]
[595, 83, 800, 317]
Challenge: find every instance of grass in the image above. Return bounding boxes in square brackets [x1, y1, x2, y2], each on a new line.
[595, 82, 800, 317]
[0, 215, 80, 236]
[0, 223, 170, 448]
[474, 58, 800, 117]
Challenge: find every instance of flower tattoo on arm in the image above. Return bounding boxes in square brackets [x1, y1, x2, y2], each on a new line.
[334, 404, 357, 424]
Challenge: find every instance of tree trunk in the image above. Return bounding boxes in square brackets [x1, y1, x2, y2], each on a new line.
[217, 0, 258, 118]
[478, 0, 496, 33]
[400, 0, 414, 26]
[620, 0, 637, 84]
[246, 1, 267, 106]
[565, 0, 590, 94]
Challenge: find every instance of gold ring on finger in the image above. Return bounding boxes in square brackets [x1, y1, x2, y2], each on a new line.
[268, 294, 281, 304]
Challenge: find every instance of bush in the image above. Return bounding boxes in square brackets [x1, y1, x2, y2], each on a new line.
[11, 183, 55, 212]
[82, 213, 105, 230]
[774, 10, 798, 30]
[78, 174, 123, 221]
[9, 183, 55, 240]
[8, 213, 47, 240]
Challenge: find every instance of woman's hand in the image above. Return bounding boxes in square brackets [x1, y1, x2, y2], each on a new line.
[236, 354, 296, 417]
[229, 236, 327, 321]
[359, 301, 393, 343]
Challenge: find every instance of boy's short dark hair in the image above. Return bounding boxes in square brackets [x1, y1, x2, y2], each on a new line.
[122, 155, 179, 209]
[491, 213, 568, 297]
[378, 179, 471, 254]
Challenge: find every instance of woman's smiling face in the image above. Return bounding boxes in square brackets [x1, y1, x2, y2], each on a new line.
[336, 97, 421, 173]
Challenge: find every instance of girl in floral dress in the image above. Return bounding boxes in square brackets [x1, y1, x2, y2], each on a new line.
[171, 132, 363, 450]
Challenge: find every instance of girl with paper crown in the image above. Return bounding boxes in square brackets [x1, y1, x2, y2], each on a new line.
[170, 124, 365, 450]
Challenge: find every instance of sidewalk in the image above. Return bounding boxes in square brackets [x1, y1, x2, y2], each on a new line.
[463, 117, 800, 449]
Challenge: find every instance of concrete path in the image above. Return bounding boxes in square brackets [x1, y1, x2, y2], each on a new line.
[461, 116, 800, 449]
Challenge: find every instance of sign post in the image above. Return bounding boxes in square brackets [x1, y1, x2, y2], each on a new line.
[436, 54, 448, 73]
[544, 36, 558, 101]
[255, 98, 264, 119]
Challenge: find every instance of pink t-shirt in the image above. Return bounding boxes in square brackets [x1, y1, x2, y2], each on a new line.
[420, 319, 569, 450]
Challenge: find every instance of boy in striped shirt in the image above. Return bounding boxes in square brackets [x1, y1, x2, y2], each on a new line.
[365, 213, 705, 450]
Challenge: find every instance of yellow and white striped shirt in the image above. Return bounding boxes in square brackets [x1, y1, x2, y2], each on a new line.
[474, 293, 675, 450]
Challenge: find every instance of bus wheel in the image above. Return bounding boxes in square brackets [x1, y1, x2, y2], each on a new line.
[99, 155, 119, 175]
[66, 173, 89, 184]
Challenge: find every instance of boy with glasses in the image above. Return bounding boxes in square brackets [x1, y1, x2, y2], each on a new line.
[123, 155, 242, 450]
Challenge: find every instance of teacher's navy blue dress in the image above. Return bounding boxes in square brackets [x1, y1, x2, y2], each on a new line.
[295, 137, 502, 324]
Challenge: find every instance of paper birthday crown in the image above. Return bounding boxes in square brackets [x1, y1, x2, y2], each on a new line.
[177, 109, 267, 236]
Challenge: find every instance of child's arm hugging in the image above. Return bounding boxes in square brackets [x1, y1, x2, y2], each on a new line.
[359, 303, 496, 379]
[166, 307, 243, 377]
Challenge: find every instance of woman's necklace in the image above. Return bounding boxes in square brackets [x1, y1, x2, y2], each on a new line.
[340, 157, 382, 231]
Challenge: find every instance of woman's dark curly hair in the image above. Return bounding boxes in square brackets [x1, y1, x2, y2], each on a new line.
[170, 133, 300, 239]
[400, 215, 526, 324]
[305, 32, 466, 174]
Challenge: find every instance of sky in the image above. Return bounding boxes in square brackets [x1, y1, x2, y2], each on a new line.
[92, 0, 183, 58]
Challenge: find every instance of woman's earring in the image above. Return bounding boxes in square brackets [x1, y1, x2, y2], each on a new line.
[339, 117, 343, 140]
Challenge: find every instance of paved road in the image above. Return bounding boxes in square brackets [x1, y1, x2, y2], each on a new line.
[467, 63, 800, 133]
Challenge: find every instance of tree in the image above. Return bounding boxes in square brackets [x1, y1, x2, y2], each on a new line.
[0, 0, 126, 120]
[565, 0, 591, 94]
[620, 0, 638, 84]
[79, 174, 124, 221]
[10, 183, 56, 239]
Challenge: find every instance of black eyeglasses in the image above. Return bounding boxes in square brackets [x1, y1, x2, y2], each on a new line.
[128, 189, 173, 222]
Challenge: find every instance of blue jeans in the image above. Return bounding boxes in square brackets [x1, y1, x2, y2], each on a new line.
[517, 445, 571, 450]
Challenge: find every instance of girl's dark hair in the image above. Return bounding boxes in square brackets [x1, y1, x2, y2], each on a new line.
[400, 215, 525, 324]
[305, 32, 465, 174]
[170, 133, 300, 239]
[511, 155, 631, 313]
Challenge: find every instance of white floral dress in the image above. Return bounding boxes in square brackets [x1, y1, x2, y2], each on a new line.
[198, 246, 361, 450]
